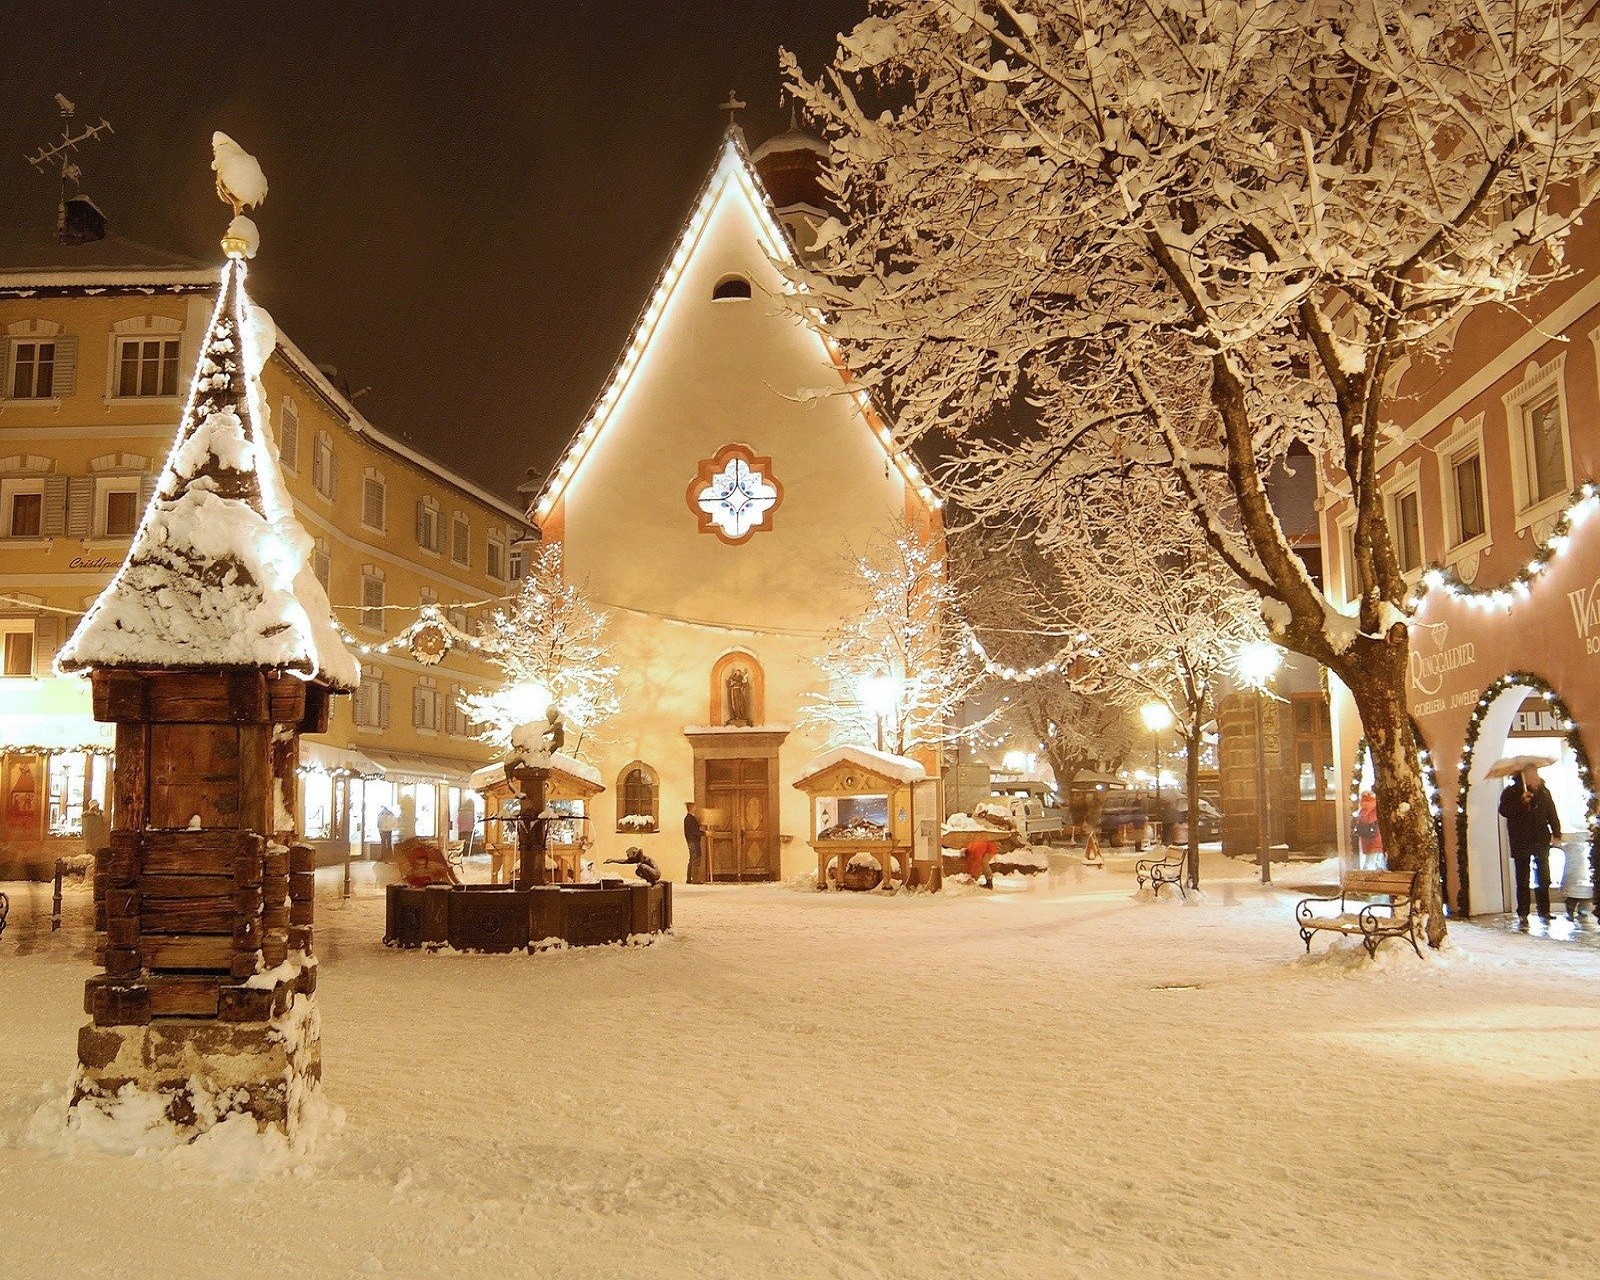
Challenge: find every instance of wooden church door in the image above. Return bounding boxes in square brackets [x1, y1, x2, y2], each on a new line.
[704, 758, 774, 881]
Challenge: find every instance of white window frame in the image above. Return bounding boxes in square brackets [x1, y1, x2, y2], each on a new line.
[7, 336, 59, 401]
[417, 496, 442, 555]
[486, 530, 506, 582]
[312, 432, 336, 501]
[1, 476, 47, 540]
[1502, 355, 1572, 533]
[451, 512, 470, 567]
[1433, 413, 1491, 563]
[361, 467, 387, 533]
[1383, 459, 1425, 582]
[360, 566, 386, 633]
[279, 397, 299, 473]
[1334, 508, 1359, 608]
[0, 617, 35, 678]
[94, 475, 143, 539]
[109, 333, 181, 400]
[508, 543, 525, 581]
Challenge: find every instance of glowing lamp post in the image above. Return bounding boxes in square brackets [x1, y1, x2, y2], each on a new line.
[1140, 702, 1174, 845]
[1235, 642, 1283, 884]
[857, 673, 903, 753]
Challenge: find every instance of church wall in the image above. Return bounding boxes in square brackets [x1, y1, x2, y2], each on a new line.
[554, 157, 923, 880]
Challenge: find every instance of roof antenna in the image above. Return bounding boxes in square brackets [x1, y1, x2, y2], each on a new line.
[27, 95, 114, 243]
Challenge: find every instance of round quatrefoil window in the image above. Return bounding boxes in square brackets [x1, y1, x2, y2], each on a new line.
[687, 443, 782, 545]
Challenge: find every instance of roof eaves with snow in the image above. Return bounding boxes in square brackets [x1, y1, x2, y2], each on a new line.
[528, 128, 942, 529]
[792, 744, 928, 788]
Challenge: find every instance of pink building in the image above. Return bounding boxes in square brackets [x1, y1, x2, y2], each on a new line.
[1322, 214, 1600, 918]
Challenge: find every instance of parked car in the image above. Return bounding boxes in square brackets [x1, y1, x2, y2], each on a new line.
[1173, 797, 1222, 841]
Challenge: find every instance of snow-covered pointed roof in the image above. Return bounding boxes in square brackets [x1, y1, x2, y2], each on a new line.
[528, 128, 940, 527]
[57, 254, 357, 690]
[793, 745, 927, 788]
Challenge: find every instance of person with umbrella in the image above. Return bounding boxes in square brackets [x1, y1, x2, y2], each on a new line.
[1497, 762, 1561, 928]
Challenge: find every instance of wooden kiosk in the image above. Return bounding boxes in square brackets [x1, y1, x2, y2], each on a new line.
[470, 753, 604, 884]
[793, 746, 935, 891]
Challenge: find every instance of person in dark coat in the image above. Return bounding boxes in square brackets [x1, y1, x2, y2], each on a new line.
[683, 802, 704, 883]
[1498, 766, 1561, 926]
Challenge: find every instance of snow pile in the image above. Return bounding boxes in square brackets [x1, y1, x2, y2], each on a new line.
[211, 132, 268, 210]
[793, 744, 926, 786]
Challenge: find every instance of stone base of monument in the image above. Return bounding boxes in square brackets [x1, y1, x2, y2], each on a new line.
[71, 968, 320, 1136]
[384, 881, 671, 952]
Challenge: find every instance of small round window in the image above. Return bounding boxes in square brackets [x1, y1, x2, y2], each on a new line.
[712, 275, 752, 301]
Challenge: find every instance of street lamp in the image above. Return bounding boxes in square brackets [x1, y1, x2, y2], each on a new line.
[1234, 641, 1283, 884]
[856, 672, 903, 753]
[1139, 702, 1173, 846]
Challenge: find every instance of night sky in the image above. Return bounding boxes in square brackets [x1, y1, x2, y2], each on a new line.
[0, 0, 867, 502]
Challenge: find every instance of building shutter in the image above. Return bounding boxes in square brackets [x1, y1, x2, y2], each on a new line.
[32, 615, 61, 676]
[412, 686, 426, 728]
[378, 681, 391, 731]
[328, 452, 337, 501]
[52, 336, 78, 397]
[42, 474, 68, 537]
[66, 476, 94, 537]
[416, 500, 427, 547]
[139, 472, 158, 513]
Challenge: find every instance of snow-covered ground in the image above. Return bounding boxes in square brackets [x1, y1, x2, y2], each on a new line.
[2, 850, 1597, 1279]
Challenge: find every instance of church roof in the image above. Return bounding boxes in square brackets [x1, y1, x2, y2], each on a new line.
[529, 128, 939, 528]
[57, 253, 358, 690]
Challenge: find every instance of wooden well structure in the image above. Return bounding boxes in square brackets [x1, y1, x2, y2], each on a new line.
[55, 190, 356, 1139]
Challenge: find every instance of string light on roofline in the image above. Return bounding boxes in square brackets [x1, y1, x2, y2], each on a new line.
[1414, 483, 1598, 614]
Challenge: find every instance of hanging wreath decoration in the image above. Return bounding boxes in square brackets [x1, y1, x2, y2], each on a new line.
[408, 620, 451, 666]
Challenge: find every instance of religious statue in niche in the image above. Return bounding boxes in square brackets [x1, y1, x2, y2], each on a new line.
[724, 666, 754, 727]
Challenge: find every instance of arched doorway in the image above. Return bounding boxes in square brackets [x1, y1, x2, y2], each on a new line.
[1457, 675, 1596, 918]
[1348, 724, 1445, 883]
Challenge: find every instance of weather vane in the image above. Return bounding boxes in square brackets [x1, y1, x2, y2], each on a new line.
[26, 94, 113, 188]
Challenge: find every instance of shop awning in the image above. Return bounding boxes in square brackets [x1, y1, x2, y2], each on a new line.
[361, 749, 482, 787]
[299, 741, 386, 779]
[0, 713, 114, 755]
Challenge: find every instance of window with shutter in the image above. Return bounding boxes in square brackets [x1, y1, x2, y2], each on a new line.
[312, 540, 331, 592]
[32, 615, 60, 676]
[279, 401, 299, 471]
[361, 572, 385, 631]
[8, 340, 57, 399]
[378, 682, 391, 730]
[1, 621, 35, 677]
[114, 337, 181, 397]
[416, 499, 441, 552]
[41, 475, 68, 537]
[362, 472, 386, 530]
[451, 514, 469, 566]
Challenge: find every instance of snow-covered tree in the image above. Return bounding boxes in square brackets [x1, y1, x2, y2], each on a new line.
[803, 519, 986, 756]
[463, 542, 619, 754]
[788, 1, 1600, 943]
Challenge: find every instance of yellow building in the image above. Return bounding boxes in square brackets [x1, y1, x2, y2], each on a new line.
[0, 228, 527, 877]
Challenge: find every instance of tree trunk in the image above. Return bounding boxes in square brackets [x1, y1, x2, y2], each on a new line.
[1335, 641, 1446, 947]
[1185, 726, 1202, 890]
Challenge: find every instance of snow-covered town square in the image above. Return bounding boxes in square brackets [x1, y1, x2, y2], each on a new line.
[3, 857, 1597, 1280]
[4, 1, 1600, 1276]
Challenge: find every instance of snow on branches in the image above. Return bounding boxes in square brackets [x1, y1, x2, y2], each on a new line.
[460, 543, 618, 753]
[802, 519, 985, 757]
[789, 0, 1600, 941]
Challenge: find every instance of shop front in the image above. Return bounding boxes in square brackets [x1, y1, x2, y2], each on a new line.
[1399, 492, 1600, 918]
[0, 678, 114, 878]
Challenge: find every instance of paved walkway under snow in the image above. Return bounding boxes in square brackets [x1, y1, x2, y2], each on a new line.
[1, 853, 1596, 1279]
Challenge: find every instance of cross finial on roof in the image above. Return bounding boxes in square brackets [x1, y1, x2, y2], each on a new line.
[719, 91, 747, 123]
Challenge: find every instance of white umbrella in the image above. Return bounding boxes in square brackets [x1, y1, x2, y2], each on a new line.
[1483, 754, 1558, 780]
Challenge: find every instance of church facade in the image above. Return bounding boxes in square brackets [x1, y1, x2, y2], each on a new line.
[529, 130, 942, 882]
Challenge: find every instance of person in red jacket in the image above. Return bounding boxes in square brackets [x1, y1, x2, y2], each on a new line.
[965, 837, 998, 889]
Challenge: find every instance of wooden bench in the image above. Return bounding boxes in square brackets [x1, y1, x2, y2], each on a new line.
[1136, 845, 1187, 899]
[1295, 868, 1423, 959]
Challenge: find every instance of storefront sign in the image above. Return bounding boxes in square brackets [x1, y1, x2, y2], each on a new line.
[1508, 694, 1564, 737]
[1408, 623, 1478, 697]
[67, 555, 117, 572]
[1568, 575, 1600, 653]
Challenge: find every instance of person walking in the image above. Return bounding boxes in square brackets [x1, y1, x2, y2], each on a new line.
[683, 801, 704, 883]
[1352, 790, 1385, 870]
[376, 804, 398, 859]
[1498, 766, 1561, 928]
